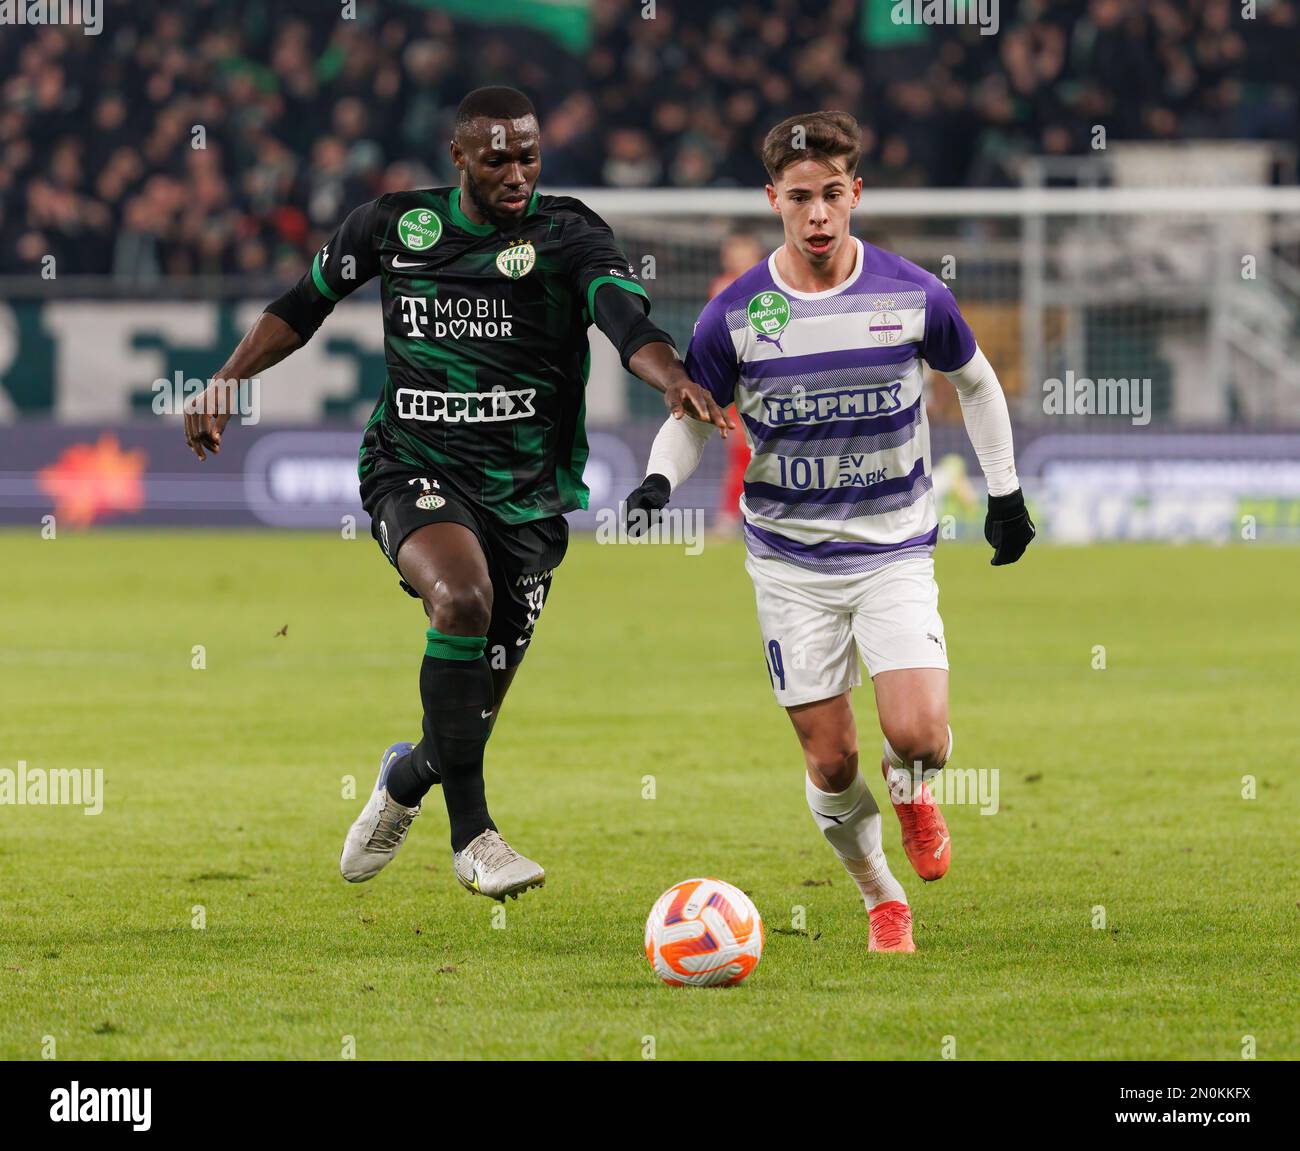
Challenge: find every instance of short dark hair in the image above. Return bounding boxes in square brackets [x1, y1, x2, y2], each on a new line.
[761, 111, 863, 182]
[455, 86, 537, 131]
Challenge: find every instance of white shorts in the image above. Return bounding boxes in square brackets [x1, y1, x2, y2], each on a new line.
[745, 551, 948, 708]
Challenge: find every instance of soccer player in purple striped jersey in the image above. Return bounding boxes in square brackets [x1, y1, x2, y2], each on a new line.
[624, 112, 1035, 953]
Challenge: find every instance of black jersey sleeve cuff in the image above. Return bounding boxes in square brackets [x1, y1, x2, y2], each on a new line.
[592, 281, 676, 370]
[264, 275, 335, 346]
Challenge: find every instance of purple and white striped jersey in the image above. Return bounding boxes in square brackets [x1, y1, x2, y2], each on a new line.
[684, 238, 977, 574]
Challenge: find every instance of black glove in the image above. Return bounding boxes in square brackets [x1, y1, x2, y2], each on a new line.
[984, 488, 1035, 566]
[624, 473, 671, 538]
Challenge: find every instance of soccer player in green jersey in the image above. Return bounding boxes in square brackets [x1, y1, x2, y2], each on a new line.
[184, 87, 729, 900]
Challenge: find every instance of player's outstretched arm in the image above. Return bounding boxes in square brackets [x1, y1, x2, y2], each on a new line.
[945, 347, 1036, 565]
[588, 281, 732, 435]
[620, 282, 739, 536]
[183, 313, 301, 461]
[623, 414, 716, 536]
[184, 199, 381, 461]
[628, 341, 733, 436]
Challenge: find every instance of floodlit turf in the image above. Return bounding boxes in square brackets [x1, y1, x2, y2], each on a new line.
[1, 528, 1296, 1060]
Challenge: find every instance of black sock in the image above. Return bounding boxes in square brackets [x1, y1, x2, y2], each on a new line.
[385, 737, 441, 807]
[420, 628, 495, 852]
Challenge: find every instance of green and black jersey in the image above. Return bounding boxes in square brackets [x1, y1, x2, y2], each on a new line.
[269, 187, 655, 524]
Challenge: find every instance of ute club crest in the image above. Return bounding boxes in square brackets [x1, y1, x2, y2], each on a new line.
[868, 311, 903, 344]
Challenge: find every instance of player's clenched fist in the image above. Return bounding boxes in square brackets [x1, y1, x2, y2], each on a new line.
[623, 473, 671, 538]
[984, 488, 1035, 566]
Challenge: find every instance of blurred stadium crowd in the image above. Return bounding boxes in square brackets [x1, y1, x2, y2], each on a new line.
[1, 0, 1296, 279]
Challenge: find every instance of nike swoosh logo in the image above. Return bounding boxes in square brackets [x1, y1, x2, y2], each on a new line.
[390, 256, 430, 269]
[481, 709, 494, 719]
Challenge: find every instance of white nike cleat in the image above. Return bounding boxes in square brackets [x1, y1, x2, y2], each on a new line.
[453, 829, 545, 901]
[340, 741, 420, 883]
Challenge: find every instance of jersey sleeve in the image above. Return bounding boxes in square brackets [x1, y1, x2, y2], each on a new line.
[683, 294, 739, 407]
[591, 279, 676, 368]
[309, 199, 383, 302]
[559, 203, 649, 321]
[264, 199, 383, 344]
[920, 275, 977, 373]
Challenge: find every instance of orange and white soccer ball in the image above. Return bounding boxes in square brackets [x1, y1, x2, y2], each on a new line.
[644, 877, 764, 987]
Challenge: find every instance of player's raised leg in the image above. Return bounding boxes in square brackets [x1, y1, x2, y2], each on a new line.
[394, 521, 544, 900]
[873, 667, 953, 882]
[790, 692, 915, 953]
[380, 647, 522, 809]
[340, 515, 491, 884]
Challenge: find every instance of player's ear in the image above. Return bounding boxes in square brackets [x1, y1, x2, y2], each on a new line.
[850, 175, 863, 208]
[765, 183, 780, 212]
[449, 137, 464, 169]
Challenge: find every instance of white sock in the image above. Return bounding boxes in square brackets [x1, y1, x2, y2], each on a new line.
[805, 773, 907, 909]
[883, 725, 953, 802]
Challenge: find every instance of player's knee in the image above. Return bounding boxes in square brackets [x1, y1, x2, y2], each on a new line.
[884, 713, 950, 770]
[424, 580, 492, 637]
[806, 745, 859, 792]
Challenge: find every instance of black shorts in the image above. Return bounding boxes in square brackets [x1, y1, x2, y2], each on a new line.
[360, 457, 568, 668]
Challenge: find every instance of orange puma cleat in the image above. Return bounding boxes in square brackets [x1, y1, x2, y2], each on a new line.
[868, 900, 916, 952]
[882, 756, 951, 881]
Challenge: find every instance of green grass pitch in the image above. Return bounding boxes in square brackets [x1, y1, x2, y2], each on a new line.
[1, 529, 1296, 1060]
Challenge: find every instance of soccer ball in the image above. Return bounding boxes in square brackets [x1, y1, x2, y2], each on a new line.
[644, 877, 764, 987]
